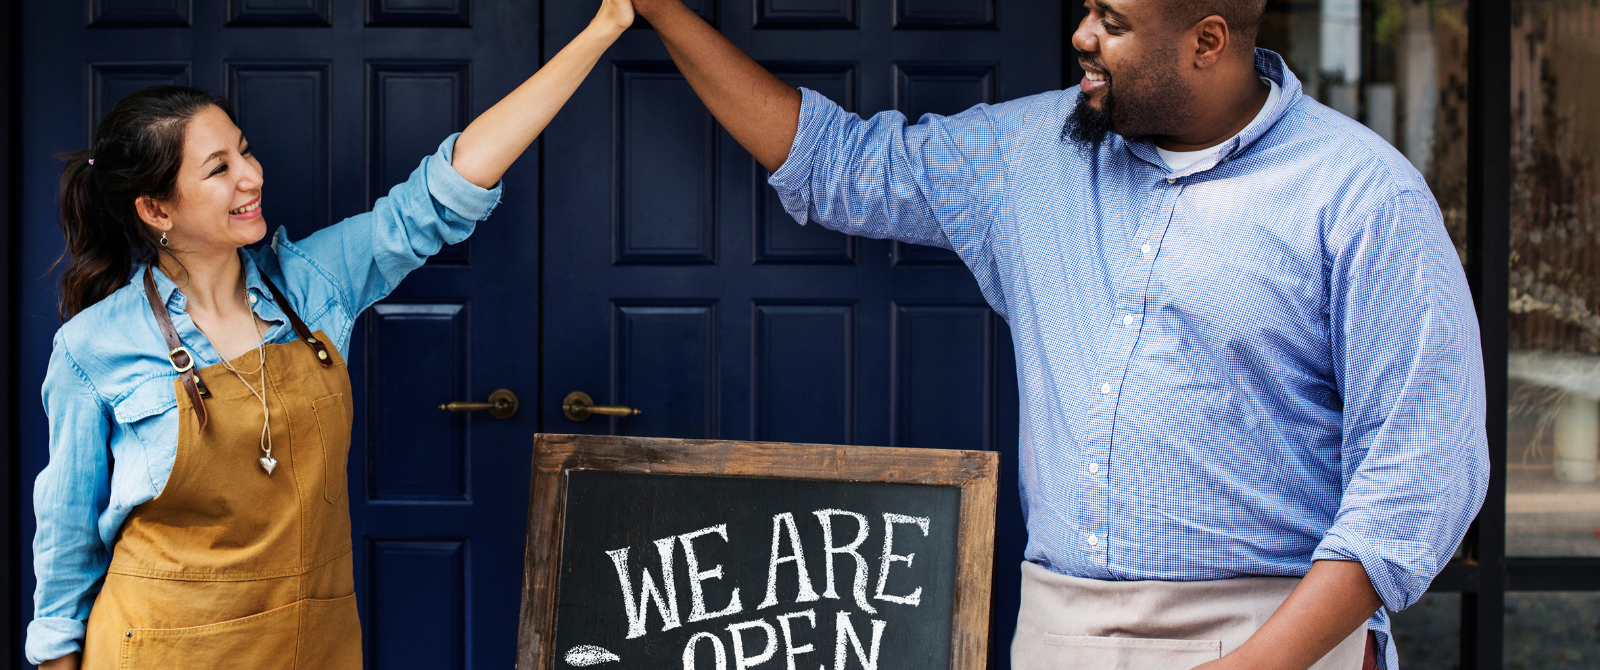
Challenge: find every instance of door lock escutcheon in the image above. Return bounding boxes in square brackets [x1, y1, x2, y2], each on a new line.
[440, 389, 519, 420]
[562, 391, 641, 422]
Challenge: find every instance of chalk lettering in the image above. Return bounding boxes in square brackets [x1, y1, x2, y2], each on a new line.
[681, 524, 745, 622]
[776, 610, 818, 670]
[726, 619, 779, 670]
[875, 513, 929, 607]
[760, 512, 820, 610]
[813, 509, 876, 614]
[834, 611, 888, 670]
[606, 536, 682, 639]
[683, 631, 728, 670]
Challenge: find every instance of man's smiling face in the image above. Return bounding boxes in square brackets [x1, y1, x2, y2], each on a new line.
[1066, 0, 1198, 145]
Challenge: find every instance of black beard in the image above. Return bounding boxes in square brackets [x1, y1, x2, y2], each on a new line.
[1063, 88, 1117, 148]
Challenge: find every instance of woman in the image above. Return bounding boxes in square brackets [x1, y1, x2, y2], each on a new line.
[27, 1, 632, 667]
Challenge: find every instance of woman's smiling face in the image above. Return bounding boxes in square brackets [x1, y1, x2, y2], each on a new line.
[144, 104, 267, 255]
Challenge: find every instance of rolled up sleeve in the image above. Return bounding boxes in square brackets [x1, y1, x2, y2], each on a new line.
[277, 132, 504, 315]
[28, 339, 114, 665]
[767, 87, 1012, 253]
[1312, 188, 1490, 612]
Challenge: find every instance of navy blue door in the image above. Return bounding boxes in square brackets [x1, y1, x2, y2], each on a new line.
[15, 2, 540, 668]
[538, 0, 1059, 665]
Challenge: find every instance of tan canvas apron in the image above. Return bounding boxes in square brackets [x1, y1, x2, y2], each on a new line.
[1012, 561, 1369, 670]
[81, 268, 362, 670]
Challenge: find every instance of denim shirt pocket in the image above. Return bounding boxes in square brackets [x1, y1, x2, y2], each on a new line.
[109, 376, 181, 496]
[111, 376, 178, 425]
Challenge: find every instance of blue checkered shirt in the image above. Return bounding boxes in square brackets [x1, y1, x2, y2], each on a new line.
[768, 50, 1488, 669]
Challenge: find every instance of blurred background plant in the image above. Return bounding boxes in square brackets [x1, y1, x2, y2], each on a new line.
[1507, 0, 1599, 358]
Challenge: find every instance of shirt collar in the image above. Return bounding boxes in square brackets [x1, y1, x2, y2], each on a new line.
[143, 260, 184, 310]
[142, 250, 277, 318]
[1122, 48, 1302, 176]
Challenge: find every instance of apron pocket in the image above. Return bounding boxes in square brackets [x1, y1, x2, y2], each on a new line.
[120, 595, 361, 670]
[121, 599, 302, 670]
[1042, 634, 1222, 670]
[297, 593, 364, 669]
[312, 393, 350, 503]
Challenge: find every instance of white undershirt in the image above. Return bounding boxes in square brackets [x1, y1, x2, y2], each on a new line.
[1156, 77, 1281, 173]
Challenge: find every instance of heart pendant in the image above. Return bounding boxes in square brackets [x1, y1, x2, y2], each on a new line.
[259, 456, 277, 475]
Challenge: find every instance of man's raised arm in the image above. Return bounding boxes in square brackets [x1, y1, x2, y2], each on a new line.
[633, 0, 800, 172]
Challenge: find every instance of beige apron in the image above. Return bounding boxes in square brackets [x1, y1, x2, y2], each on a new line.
[1011, 561, 1368, 670]
[81, 269, 362, 669]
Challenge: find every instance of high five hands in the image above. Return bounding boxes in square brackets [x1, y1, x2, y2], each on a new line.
[594, 0, 635, 33]
[447, 0, 637, 188]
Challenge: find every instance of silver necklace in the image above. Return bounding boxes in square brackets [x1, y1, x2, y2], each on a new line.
[207, 286, 275, 475]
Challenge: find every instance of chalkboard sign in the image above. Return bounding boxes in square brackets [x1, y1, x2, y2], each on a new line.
[516, 435, 999, 670]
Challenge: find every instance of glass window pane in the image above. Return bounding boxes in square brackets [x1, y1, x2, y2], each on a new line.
[1506, 0, 1600, 558]
[1258, 0, 1470, 258]
[1506, 592, 1600, 668]
[1390, 592, 1461, 670]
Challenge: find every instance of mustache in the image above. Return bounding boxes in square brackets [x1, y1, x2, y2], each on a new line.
[1077, 56, 1111, 79]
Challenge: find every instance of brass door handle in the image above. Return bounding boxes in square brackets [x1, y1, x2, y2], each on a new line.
[439, 388, 519, 420]
[562, 391, 641, 422]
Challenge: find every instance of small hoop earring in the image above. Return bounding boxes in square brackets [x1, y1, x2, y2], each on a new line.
[159, 231, 169, 247]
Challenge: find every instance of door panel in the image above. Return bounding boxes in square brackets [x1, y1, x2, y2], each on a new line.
[227, 61, 333, 239]
[15, 2, 538, 668]
[90, 62, 193, 135]
[615, 66, 718, 264]
[613, 302, 719, 437]
[226, 0, 333, 27]
[893, 304, 996, 449]
[364, 538, 468, 670]
[366, 303, 469, 500]
[91, 0, 192, 27]
[753, 302, 855, 443]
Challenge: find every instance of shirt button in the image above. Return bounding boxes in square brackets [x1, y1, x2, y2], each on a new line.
[1123, 315, 1134, 326]
[1166, 178, 1176, 184]
[1087, 533, 1099, 546]
[1088, 462, 1100, 474]
[1141, 244, 1151, 255]
[1100, 383, 1111, 395]
[248, 293, 257, 305]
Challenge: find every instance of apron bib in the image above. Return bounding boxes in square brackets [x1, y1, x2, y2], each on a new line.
[1011, 561, 1371, 670]
[82, 268, 362, 670]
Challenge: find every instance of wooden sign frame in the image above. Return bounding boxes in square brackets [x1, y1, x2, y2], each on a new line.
[515, 433, 1000, 670]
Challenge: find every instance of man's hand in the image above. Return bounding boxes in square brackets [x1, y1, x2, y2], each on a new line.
[1190, 560, 1380, 670]
[630, 0, 801, 172]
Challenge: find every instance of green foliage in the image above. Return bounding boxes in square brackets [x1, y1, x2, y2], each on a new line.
[1506, 593, 1600, 670]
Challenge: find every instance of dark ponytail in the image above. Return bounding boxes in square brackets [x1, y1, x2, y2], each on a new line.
[55, 85, 234, 320]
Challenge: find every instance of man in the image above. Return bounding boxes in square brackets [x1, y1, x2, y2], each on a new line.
[630, 0, 1489, 667]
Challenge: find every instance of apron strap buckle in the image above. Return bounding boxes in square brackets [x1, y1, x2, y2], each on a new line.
[168, 346, 196, 373]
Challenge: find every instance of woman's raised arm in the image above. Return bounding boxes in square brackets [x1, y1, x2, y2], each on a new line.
[450, 0, 633, 188]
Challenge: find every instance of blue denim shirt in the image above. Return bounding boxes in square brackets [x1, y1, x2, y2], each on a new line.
[28, 133, 501, 664]
[768, 50, 1489, 670]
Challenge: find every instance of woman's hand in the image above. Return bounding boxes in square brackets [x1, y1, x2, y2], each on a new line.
[449, 0, 633, 187]
[593, 0, 634, 34]
[40, 651, 82, 670]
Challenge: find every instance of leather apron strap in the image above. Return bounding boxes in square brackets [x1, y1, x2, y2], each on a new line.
[139, 262, 333, 430]
[256, 270, 333, 368]
[142, 266, 209, 431]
